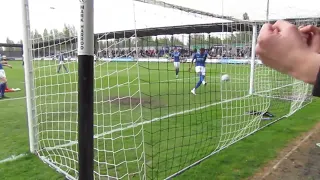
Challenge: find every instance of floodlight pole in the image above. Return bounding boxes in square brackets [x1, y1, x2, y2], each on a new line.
[78, 0, 94, 179]
[266, 0, 270, 21]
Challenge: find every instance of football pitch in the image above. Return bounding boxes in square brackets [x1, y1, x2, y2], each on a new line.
[34, 60, 249, 179]
[0, 61, 319, 180]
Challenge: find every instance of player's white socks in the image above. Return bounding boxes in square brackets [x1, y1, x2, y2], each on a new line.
[202, 80, 206, 85]
[191, 88, 196, 95]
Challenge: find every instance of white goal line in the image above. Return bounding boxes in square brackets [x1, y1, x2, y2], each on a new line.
[0, 153, 27, 164]
[0, 96, 26, 102]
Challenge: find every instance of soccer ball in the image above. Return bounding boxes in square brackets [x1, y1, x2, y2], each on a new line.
[221, 74, 230, 81]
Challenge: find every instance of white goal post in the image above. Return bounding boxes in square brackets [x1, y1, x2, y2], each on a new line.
[21, 0, 37, 154]
[21, 0, 96, 179]
[20, 0, 314, 179]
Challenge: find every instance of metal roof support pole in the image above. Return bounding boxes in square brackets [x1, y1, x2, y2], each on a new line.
[134, 0, 241, 22]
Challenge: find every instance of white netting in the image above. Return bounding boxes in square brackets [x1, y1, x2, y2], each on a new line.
[24, 0, 314, 179]
[31, 29, 80, 178]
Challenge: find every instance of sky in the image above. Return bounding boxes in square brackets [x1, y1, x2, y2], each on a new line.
[0, 0, 320, 43]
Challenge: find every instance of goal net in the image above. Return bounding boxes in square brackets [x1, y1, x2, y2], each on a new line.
[22, 0, 315, 179]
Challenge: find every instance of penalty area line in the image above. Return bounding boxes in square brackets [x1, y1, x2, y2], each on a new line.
[43, 94, 251, 151]
[94, 95, 250, 138]
[0, 153, 27, 164]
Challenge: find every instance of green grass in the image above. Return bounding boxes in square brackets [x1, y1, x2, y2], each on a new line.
[0, 61, 318, 180]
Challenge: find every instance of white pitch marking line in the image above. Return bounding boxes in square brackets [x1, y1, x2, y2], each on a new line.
[261, 129, 316, 179]
[0, 153, 27, 164]
[43, 94, 250, 151]
[0, 96, 26, 102]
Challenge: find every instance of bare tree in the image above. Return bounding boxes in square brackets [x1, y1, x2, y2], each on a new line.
[243, 12, 249, 20]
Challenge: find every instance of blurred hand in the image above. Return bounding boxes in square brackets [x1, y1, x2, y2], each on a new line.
[256, 20, 320, 84]
[299, 25, 320, 53]
[256, 20, 309, 76]
[300, 30, 310, 44]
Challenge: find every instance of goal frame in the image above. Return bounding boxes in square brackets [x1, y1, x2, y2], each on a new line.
[21, 0, 313, 179]
[21, 0, 95, 179]
[21, 0, 37, 154]
[249, 24, 257, 95]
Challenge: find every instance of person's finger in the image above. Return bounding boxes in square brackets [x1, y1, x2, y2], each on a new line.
[272, 20, 296, 31]
[299, 25, 320, 35]
[259, 23, 274, 34]
[301, 31, 310, 39]
[255, 44, 265, 56]
[301, 33, 309, 44]
[257, 23, 274, 43]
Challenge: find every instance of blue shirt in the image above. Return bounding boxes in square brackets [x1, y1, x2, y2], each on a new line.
[172, 51, 180, 62]
[0, 63, 3, 70]
[193, 52, 207, 67]
[58, 54, 64, 62]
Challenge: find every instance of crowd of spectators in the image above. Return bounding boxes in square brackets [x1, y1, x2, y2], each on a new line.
[98, 45, 252, 59]
[41, 45, 253, 60]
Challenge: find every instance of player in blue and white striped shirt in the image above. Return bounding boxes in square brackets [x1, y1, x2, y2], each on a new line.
[57, 53, 68, 73]
[190, 48, 208, 95]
